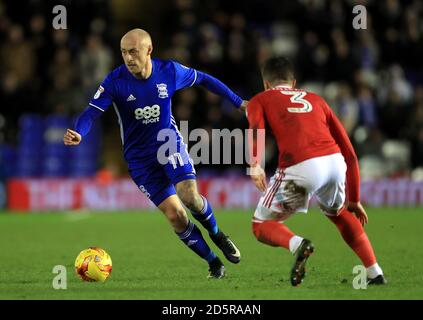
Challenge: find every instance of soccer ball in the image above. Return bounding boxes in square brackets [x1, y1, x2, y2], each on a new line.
[75, 247, 112, 282]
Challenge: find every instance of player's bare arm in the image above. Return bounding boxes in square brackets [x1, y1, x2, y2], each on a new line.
[63, 129, 82, 146]
[348, 201, 368, 226]
[246, 97, 266, 192]
[327, 107, 368, 225]
[240, 100, 249, 112]
[250, 163, 267, 192]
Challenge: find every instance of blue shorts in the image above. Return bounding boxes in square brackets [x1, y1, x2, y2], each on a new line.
[128, 144, 196, 207]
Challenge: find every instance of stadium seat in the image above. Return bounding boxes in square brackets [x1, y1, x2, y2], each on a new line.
[18, 114, 44, 148]
[19, 114, 44, 130]
[44, 115, 70, 141]
[42, 156, 68, 177]
[67, 118, 101, 177]
[0, 144, 17, 179]
[18, 132, 44, 147]
[43, 144, 69, 158]
[16, 157, 42, 177]
[16, 107, 98, 179]
[69, 160, 98, 177]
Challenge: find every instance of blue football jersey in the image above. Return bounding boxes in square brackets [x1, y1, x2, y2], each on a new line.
[82, 58, 242, 169]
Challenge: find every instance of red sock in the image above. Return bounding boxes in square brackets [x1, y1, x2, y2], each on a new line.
[327, 208, 376, 267]
[252, 221, 294, 250]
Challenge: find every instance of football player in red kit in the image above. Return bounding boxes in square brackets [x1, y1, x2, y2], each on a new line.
[247, 57, 386, 286]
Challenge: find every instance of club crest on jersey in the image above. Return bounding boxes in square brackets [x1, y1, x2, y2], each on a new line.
[156, 83, 168, 99]
[93, 86, 104, 99]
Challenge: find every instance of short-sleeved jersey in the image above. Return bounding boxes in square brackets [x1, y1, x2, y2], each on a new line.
[88, 59, 200, 168]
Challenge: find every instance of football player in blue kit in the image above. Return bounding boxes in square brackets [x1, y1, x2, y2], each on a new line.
[64, 29, 247, 278]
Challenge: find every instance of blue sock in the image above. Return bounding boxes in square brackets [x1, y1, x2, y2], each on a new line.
[191, 196, 219, 235]
[176, 221, 216, 263]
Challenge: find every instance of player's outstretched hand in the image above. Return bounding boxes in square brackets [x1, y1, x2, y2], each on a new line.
[250, 164, 267, 192]
[64, 129, 82, 146]
[348, 201, 368, 226]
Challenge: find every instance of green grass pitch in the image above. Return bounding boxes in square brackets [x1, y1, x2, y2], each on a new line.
[0, 208, 422, 300]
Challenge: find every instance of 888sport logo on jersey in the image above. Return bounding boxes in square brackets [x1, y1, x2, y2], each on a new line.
[134, 105, 161, 124]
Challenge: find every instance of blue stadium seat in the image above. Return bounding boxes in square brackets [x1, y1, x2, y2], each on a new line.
[44, 115, 70, 146]
[16, 157, 42, 177]
[69, 144, 98, 158]
[17, 145, 41, 158]
[0, 144, 17, 179]
[43, 144, 69, 157]
[69, 160, 98, 177]
[18, 132, 44, 148]
[19, 114, 44, 130]
[18, 114, 44, 149]
[44, 114, 70, 128]
[42, 156, 68, 177]
[15, 114, 101, 178]
[68, 117, 101, 176]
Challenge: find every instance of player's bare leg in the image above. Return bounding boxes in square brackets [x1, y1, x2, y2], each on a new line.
[157, 195, 225, 278]
[157, 195, 189, 232]
[323, 204, 386, 285]
[176, 179, 241, 263]
[252, 212, 314, 286]
[175, 179, 203, 212]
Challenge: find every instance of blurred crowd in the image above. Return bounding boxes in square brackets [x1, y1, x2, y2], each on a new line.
[0, 0, 422, 180]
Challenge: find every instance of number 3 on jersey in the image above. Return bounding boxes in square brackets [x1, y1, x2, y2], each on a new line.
[280, 91, 313, 113]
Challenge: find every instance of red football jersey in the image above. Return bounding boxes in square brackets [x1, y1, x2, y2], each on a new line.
[247, 85, 360, 202]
